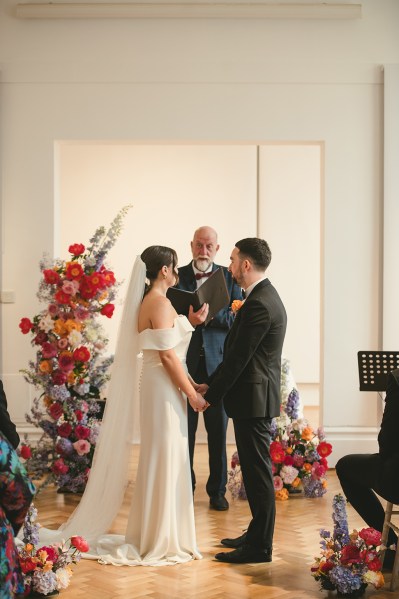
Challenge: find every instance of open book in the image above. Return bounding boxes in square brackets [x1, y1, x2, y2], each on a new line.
[167, 267, 230, 325]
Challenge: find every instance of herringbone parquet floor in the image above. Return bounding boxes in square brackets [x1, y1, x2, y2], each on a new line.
[33, 444, 398, 599]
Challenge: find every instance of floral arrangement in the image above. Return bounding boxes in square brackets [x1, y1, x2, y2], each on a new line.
[311, 494, 385, 597]
[228, 358, 332, 500]
[230, 299, 245, 314]
[18, 206, 131, 493]
[18, 504, 89, 595]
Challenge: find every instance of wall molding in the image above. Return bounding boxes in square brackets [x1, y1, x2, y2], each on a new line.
[15, 2, 362, 20]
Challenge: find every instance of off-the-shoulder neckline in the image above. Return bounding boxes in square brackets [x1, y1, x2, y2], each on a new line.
[138, 314, 187, 335]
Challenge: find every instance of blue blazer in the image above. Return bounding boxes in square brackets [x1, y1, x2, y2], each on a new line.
[176, 262, 243, 377]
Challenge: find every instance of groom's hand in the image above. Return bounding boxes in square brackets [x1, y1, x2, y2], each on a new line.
[197, 383, 209, 396]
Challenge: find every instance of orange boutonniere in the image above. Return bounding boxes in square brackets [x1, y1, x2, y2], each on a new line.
[231, 299, 245, 314]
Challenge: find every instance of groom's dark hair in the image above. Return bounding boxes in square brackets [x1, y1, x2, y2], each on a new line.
[235, 238, 271, 271]
[141, 245, 178, 282]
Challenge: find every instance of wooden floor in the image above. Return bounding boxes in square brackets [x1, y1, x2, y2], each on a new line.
[32, 442, 398, 599]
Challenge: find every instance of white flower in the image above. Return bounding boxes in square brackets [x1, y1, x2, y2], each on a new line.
[280, 465, 299, 485]
[84, 324, 99, 342]
[68, 329, 83, 348]
[38, 313, 54, 333]
[85, 256, 97, 267]
[56, 566, 72, 590]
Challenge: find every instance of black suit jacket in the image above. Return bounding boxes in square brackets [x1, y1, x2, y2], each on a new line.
[0, 379, 20, 449]
[205, 278, 287, 419]
[176, 262, 242, 377]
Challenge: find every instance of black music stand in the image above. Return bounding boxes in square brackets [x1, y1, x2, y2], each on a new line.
[357, 351, 399, 392]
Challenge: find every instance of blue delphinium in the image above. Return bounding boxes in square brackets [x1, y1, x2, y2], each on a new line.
[332, 494, 350, 549]
[285, 388, 300, 419]
[329, 566, 363, 595]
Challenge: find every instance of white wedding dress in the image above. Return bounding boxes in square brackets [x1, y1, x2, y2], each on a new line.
[87, 315, 201, 566]
[37, 258, 201, 567]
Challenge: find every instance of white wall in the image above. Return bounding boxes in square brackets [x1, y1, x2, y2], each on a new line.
[1, 0, 399, 462]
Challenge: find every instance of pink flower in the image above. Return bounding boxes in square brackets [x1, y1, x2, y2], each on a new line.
[293, 454, 305, 468]
[57, 338, 69, 350]
[70, 536, 89, 552]
[311, 462, 327, 480]
[58, 352, 75, 373]
[62, 280, 79, 295]
[359, 527, 382, 547]
[53, 458, 69, 474]
[273, 475, 284, 491]
[360, 549, 382, 571]
[283, 455, 294, 466]
[75, 306, 90, 321]
[73, 439, 91, 456]
[48, 303, 59, 316]
[52, 370, 68, 385]
[40, 546, 59, 563]
[41, 342, 58, 359]
[75, 425, 90, 440]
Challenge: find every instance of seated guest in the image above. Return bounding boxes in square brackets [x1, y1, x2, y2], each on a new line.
[0, 430, 36, 597]
[0, 379, 20, 449]
[336, 368, 399, 568]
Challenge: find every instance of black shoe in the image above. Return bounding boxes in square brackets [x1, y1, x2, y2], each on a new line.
[209, 495, 229, 511]
[221, 532, 247, 548]
[215, 545, 272, 564]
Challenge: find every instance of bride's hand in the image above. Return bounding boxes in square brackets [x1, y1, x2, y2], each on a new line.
[188, 392, 206, 412]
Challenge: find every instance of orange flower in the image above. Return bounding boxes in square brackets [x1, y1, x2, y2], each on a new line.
[291, 477, 301, 488]
[285, 447, 293, 455]
[303, 463, 312, 472]
[322, 480, 328, 488]
[275, 488, 289, 501]
[301, 426, 314, 441]
[64, 319, 82, 333]
[43, 395, 53, 407]
[67, 371, 76, 384]
[231, 299, 245, 314]
[53, 319, 68, 336]
[39, 360, 53, 373]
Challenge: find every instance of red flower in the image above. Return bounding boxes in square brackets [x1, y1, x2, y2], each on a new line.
[270, 441, 285, 464]
[65, 261, 84, 280]
[70, 535, 89, 552]
[69, 243, 85, 256]
[54, 289, 71, 305]
[102, 270, 116, 287]
[58, 422, 72, 438]
[19, 318, 33, 334]
[320, 560, 334, 573]
[34, 331, 48, 345]
[52, 370, 68, 385]
[100, 303, 115, 318]
[49, 402, 64, 420]
[40, 546, 59, 563]
[43, 269, 61, 285]
[317, 441, 333, 458]
[283, 455, 294, 466]
[89, 272, 105, 290]
[73, 346, 90, 363]
[80, 277, 96, 299]
[53, 458, 69, 474]
[19, 557, 36, 574]
[360, 549, 382, 570]
[75, 425, 90, 440]
[75, 410, 83, 422]
[359, 527, 382, 546]
[20, 445, 32, 459]
[341, 544, 361, 565]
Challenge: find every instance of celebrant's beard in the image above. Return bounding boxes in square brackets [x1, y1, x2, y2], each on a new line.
[194, 257, 211, 272]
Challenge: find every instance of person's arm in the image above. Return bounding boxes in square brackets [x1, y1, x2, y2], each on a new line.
[151, 299, 205, 411]
[204, 271, 243, 330]
[0, 380, 20, 449]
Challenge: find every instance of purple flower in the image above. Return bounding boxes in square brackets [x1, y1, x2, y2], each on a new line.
[332, 494, 350, 548]
[285, 388, 300, 420]
[329, 565, 363, 595]
[303, 477, 327, 498]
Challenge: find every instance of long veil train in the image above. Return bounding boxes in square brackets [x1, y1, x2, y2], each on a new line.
[39, 256, 146, 545]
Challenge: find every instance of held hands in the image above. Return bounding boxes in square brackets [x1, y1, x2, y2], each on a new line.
[197, 383, 209, 397]
[188, 391, 208, 413]
[188, 303, 209, 327]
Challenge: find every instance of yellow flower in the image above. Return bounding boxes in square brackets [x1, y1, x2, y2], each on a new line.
[275, 488, 289, 501]
[291, 477, 301, 488]
[43, 395, 53, 408]
[64, 319, 82, 333]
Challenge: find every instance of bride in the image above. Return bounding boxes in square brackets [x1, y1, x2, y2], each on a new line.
[39, 246, 207, 566]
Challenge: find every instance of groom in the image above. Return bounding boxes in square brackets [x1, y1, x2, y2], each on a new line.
[199, 238, 287, 563]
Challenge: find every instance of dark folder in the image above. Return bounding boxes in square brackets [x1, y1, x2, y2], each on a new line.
[167, 267, 230, 325]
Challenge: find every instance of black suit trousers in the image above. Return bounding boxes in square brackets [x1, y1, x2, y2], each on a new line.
[233, 416, 275, 551]
[188, 354, 228, 497]
[336, 453, 398, 547]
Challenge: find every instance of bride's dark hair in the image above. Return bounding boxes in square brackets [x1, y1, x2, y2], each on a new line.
[141, 245, 178, 294]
